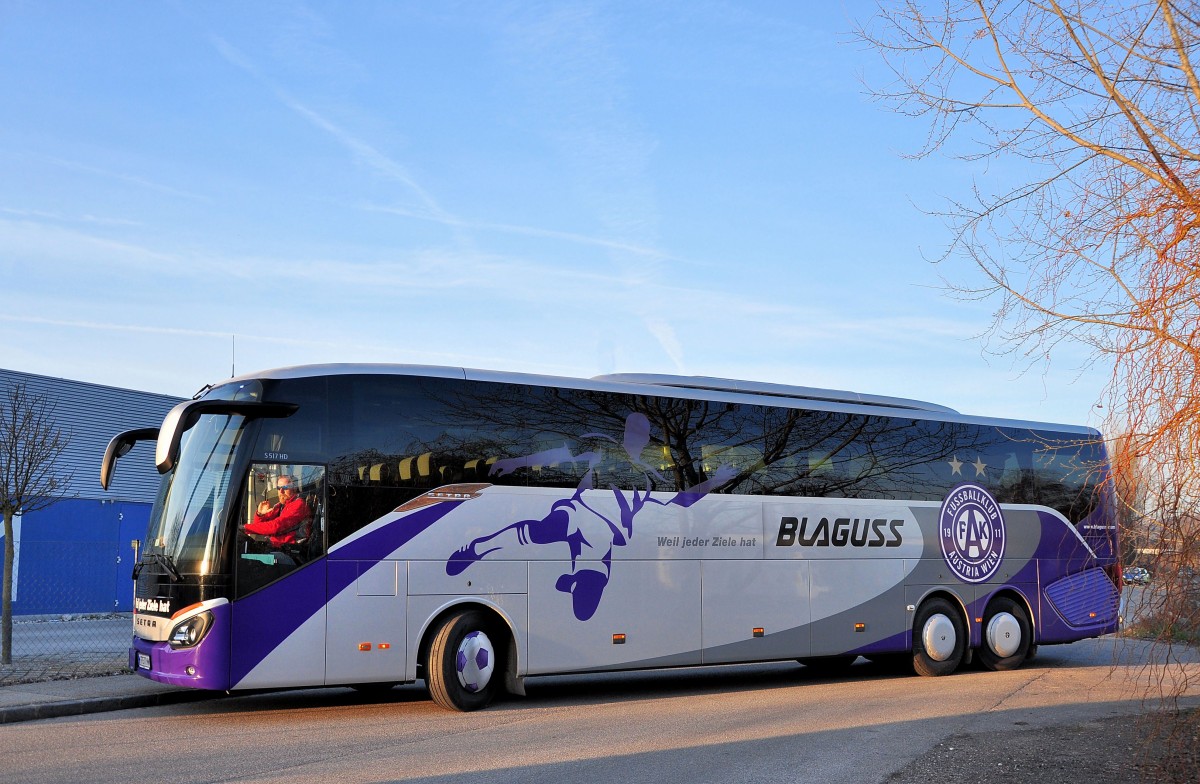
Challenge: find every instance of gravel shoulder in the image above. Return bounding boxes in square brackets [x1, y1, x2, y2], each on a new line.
[888, 708, 1198, 784]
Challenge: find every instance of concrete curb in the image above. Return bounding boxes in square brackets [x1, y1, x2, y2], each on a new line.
[0, 687, 220, 725]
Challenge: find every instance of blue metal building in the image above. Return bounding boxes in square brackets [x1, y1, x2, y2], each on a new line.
[0, 369, 182, 615]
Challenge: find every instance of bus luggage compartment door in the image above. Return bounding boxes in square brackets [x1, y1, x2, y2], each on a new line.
[527, 560, 702, 674]
[325, 560, 408, 685]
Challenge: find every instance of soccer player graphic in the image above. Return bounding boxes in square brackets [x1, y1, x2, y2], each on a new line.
[446, 412, 736, 621]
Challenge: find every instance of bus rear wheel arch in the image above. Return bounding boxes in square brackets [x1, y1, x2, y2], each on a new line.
[425, 608, 507, 712]
[912, 597, 966, 677]
[977, 595, 1033, 672]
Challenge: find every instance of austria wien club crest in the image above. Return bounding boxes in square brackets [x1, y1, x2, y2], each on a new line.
[939, 483, 1005, 583]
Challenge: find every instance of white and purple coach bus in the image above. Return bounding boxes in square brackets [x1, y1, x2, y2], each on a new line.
[101, 365, 1120, 711]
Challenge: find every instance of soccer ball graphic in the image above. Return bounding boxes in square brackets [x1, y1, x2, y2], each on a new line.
[455, 630, 495, 693]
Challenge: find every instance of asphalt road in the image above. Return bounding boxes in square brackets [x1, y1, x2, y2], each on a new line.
[2, 636, 1197, 784]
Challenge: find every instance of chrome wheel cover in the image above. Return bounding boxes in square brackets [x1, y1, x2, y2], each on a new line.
[986, 612, 1022, 658]
[922, 613, 957, 662]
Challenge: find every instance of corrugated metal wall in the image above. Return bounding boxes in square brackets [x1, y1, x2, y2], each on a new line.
[8, 499, 151, 613]
[0, 368, 182, 503]
[0, 368, 184, 614]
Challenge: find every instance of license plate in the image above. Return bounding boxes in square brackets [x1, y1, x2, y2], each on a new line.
[137, 653, 151, 671]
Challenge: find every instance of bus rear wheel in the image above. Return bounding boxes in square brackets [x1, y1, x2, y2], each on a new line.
[977, 597, 1032, 672]
[426, 610, 501, 712]
[912, 598, 965, 677]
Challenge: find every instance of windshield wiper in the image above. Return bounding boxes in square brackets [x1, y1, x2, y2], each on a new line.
[133, 553, 184, 583]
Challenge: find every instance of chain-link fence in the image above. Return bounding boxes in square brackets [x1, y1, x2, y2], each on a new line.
[0, 613, 131, 686]
[1, 539, 136, 687]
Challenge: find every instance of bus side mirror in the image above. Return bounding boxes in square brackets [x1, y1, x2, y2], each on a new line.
[101, 428, 159, 490]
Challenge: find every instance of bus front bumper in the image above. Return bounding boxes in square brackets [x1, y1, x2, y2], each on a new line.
[130, 609, 231, 691]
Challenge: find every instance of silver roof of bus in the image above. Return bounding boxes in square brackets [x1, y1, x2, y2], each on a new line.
[214, 363, 1097, 436]
[592, 373, 958, 414]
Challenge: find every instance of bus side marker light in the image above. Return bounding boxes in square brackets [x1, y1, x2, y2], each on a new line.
[378, 643, 391, 650]
[613, 634, 626, 645]
[976, 617, 983, 623]
[753, 628, 765, 638]
[359, 643, 372, 652]
[854, 623, 866, 633]
[185, 666, 196, 676]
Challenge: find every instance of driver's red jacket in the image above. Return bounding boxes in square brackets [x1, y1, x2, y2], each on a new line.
[246, 496, 310, 547]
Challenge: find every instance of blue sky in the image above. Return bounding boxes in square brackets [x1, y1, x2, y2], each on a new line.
[0, 1, 1106, 427]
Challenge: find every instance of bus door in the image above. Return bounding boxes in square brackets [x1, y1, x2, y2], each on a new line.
[230, 463, 329, 689]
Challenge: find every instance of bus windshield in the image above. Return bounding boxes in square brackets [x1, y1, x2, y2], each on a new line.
[145, 413, 249, 576]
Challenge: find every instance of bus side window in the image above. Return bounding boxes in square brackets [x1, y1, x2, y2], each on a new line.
[235, 463, 326, 598]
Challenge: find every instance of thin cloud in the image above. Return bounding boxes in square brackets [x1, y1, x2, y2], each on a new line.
[0, 212, 803, 329]
[40, 155, 209, 201]
[0, 213, 654, 295]
[766, 313, 984, 351]
[0, 314, 341, 351]
[209, 35, 454, 226]
[208, 28, 698, 285]
[495, 4, 662, 263]
[364, 203, 695, 264]
[643, 317, 686, 373]
[0, 217, 179, 268]
[0, 206, 142, 228]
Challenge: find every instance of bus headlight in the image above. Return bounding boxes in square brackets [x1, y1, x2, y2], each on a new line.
[169, 611, 213, 649]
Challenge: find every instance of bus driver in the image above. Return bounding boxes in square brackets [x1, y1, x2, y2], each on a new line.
[246, 474, 310, 547]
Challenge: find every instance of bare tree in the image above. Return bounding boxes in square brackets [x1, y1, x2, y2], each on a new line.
[857, 0, 1199, 451]
[0, 381, 71, 665]
[857, 1, 1199, 777]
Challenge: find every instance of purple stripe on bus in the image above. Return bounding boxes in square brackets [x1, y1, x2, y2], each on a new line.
[330, 500, 459, 562]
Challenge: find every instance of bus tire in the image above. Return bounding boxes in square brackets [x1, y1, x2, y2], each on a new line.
[912, 598, 965, 677]
[977, 597, 1032, 672]
[426, 610, 501, 712]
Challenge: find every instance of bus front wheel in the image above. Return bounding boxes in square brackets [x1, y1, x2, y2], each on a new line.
[912, 598, 965, 677]
[977, 597, 1032, 672]
[426, 610, 501, 712]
